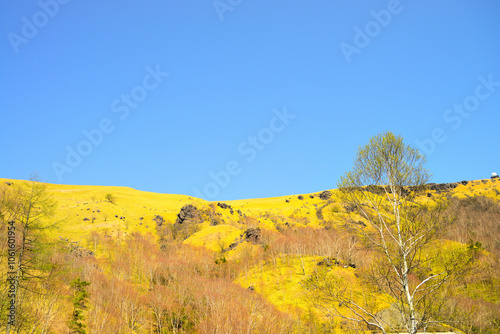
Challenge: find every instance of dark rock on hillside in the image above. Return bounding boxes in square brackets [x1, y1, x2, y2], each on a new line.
[427, 182, 459, 192]
[298, 195, 304, 200]
[316, 201, 331, 221]
[365, 185, 386, 195]
[153, 215, 164, 227]
[227, 241, 240, 251]
[354, 220, 366, 227]
[217, 202, 232, 209]
[413, 181, 468, 193]
[242, 228, 261, 244]
[344, 204, 356, 213]
[357, 181, 469, 195]
[176, 204, 198, 224]
[317, 257, 356, 269]
[317, 257, 339, 267]
[319, 191, 331, 200]
[62, 239, 94, 257]
[5, 182, 13, 186]
[71, 247, 94, 257]
[237, 209, 242, 216]
[224, 228, 262, 252]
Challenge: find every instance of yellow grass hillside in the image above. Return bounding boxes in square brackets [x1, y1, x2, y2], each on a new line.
[1, 178, 207, 242]
[2, 177, 497, 244]
[1, 176, 499, 333]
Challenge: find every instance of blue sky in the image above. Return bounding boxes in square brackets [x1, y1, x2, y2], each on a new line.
[1, 1, 499, 200]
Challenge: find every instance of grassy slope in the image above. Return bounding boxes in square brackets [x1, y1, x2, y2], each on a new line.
[2, 177, 499, 328]
[1, 178, 205, 242]
[6, 177, 495, 243]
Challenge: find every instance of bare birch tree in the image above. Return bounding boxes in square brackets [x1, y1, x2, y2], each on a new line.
[308, 132, 465, 333]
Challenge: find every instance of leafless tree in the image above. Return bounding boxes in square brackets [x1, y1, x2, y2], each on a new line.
[307, 132, 468, 333]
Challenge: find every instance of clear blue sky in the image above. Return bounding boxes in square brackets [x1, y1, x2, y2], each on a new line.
[1, 1, 499, 200]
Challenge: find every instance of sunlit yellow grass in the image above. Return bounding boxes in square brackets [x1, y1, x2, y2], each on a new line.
[183, 224, 242, 252]
[5, 176, 495, 243]
[236, 255, 392, 329]
[236, 255, 322, 314]
[452, 179, 500, 200]
[0, 178, 205, 242]
[226, 191, 338, 227]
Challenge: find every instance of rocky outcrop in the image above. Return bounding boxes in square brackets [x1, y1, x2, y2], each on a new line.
[319, 191, 331, 200]
[316, 201, 332, 221]
[217, 202, 235, 215]
[224, 228, 262, 252]
[243, 228, 261, 244]
[426, 181, 468, 192]
[175, 205, 198, 224]
[333, 181, 470, 196]
[61, 239, 94, 257]
[153, 215, 165, 228]
[317, 257, 339, 267]
[317, 257, 356, 269]
[217, 202, 231, 209]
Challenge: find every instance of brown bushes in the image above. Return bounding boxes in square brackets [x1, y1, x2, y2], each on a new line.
[266, 226, 360, 266]
[194, 278, 292, 333]
[439, 295, 500, 333]
[71, 233, 293, 333]
[444, 196, 500, 256]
